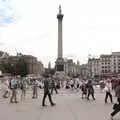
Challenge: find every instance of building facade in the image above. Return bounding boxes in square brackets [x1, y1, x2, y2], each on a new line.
[0, 53, 44, 75]
[88, 58, 100, 78]
[100, 55, 111, 74]
[86, 52, 120, 79]
[64, 59, 80, 77]
[24, 55, 44, 75]
[79, 64, 88, 79]
[111, 52, 120, 74]
[64, 59, 76, 77]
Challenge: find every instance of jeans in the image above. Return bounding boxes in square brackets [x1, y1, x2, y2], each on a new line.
[51, 87, 58, 94]
[10, 89, 17, 102]
[42, 90, 54, 106]
[105, 92, 113, 103]
[87, 92, 95, 100]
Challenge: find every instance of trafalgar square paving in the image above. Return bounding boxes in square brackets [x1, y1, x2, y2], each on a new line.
[0, 88, 119, 120]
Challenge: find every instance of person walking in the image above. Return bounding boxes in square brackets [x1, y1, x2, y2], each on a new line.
[81, 82, 87, 99]
[32, 79, 38, 99]
[65, 80, 70, 89]
[20, 78, 27, 100]
[10, 76, 18, 103]
[51, 79, 58, 94]
[75, 78, 80, 92]
[87, 80, 95, 100]
[110, 81, 120, 120]
[42, 75, 55, 107]
[70, 79, 74, 91]
[104, 80, 113, 104]
[2, 79, 10, 98]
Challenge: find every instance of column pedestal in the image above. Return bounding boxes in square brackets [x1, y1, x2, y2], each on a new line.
[55, 58, 65, 77]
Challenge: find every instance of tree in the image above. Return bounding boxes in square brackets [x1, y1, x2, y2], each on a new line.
[0, 51, 4, 57]
[0, 61, 12, 73]
[0, 56, 28, 77]
[16, 56, 28, 77]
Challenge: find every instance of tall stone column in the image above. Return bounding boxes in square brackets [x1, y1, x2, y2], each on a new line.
[55, 5, 65, 73]
[57, 5, 64, 58]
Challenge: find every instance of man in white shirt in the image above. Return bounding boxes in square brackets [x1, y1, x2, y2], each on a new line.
[104, 80, 113, 103]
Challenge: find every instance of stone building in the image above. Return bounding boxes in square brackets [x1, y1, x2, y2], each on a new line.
[64, 59, 80, 77]
[100, 55, 111, 74]
[79, 64, 88, 79]
[111, 52, 120, 74]
[88, 52, 120, 79]
[88, 58, 100, 79]
[23, 55, 44, 75]
[0, 53, 44, 75]
[65, 59, 75, 77]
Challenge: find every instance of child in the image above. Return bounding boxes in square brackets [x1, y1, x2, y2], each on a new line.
[81, 82, 87, 99]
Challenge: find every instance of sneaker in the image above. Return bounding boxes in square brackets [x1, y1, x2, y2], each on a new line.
[110, 115, 113, 120]
[10, 101, 14, 103]
[93, 98, 96, 100]
[3, 95, 8, 98]
[87, 98, 90, 100]
[15, 101, 18, 103]
[111, 102, 114, 104]
[51, 103, 56, 106]
[42, 104, 47, 107]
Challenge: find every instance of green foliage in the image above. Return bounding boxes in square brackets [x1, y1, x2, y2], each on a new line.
[0, 51, 4, 57]
[16, 57, 28, 77]
[0, 56, 28, 77]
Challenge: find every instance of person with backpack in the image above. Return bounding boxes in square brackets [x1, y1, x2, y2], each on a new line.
[86, 80, 95, 100]
[51, 79, 58, 95]
[81, 82, 87, 99]
[42, 74, 56, 107]
[10, 76, 18, 103]
[20, 78, 27, 100]
[110, 81, 120, 120]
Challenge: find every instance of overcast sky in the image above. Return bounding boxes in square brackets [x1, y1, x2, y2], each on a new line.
[0, 0, 120, 67]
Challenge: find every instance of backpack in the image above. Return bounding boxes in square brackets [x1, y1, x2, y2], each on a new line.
[10, 79, 17, 89]
[113, 103, 119, 110]
[20, 83, 23, 89]
[9, 81, 12, 89]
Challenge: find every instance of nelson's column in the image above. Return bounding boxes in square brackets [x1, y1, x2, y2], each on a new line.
[55, 6, 65, 76]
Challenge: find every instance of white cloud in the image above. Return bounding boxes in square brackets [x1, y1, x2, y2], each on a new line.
[0, 0, 120, 67]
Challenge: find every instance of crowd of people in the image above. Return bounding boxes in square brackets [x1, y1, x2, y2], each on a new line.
[0, 75, 120, 120]
[0, 75, 58, 106]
